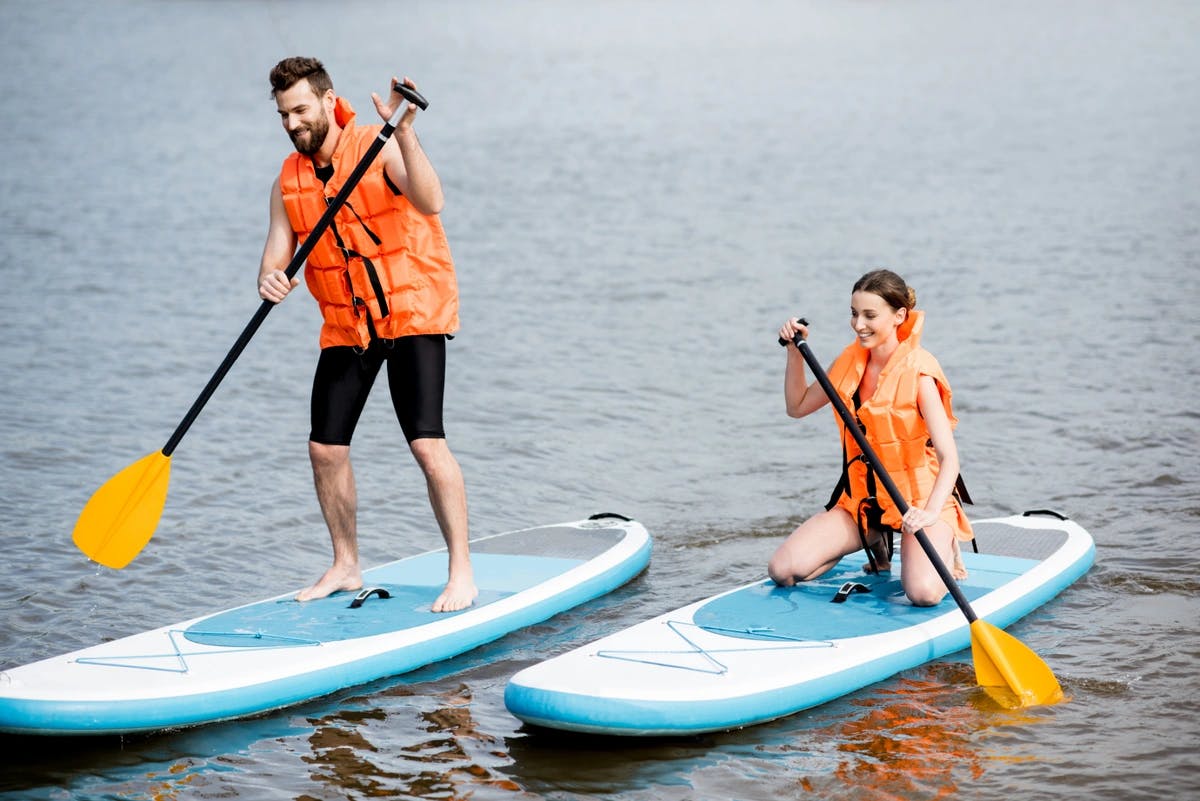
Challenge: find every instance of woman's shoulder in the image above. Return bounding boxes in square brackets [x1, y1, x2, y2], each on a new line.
[900, 345, 949, 382]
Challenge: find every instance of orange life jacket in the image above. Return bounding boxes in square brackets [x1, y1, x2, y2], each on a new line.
[825, 310, 973, 541]
[279, 97, 459, 349]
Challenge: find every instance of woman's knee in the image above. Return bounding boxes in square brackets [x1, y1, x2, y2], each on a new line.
[900, 524, 955, 605]
[767, 552, 796, 586]
[904, 577, 948, 607]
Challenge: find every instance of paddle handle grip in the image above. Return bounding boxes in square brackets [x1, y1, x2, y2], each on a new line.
[392, 82, 428, 110]
[777, 316, 809, 347]
[789, 331, 978, 623]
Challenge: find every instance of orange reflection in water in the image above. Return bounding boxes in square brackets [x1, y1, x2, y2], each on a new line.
[802, 665, 1045, 800]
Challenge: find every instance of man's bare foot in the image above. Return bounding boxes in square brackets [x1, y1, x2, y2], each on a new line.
[431, 575, 478, 613]
[296, 565, 363, 602]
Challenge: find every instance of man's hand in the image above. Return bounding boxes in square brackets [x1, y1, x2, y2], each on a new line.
[259, 269, 299, 303]
[372, 76, 420, 131]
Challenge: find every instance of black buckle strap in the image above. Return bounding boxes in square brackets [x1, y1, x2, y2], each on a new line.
[348, 587, 392, 609]
[831, 581, 871, 604]
[826, 388, 868, 511]
[326, 197, 390, 320]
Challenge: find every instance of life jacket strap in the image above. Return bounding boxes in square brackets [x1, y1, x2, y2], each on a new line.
[326, 197, 390, 320]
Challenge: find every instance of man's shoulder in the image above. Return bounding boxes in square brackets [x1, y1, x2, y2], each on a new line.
[344, 120, 384, 141]
[278, 150, 304, 170]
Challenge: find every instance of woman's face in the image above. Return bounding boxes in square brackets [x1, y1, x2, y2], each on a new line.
[850, 290, 906, 350]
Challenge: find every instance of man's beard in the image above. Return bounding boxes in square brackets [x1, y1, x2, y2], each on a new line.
[289, 115, 329, 156]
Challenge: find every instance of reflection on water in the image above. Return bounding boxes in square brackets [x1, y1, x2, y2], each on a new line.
[0, 711, 314, 800]
[829, 673, 1025, 798]
[745, 664, 1052, 801]
[1, 0, 1198, 799]
[0, 666, 1056, 801]
[499, 662, 1056, 801]
[302, 684, 524, 800]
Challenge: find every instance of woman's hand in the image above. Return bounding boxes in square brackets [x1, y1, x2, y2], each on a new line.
[779, 317, 809, 347]
[901, 506, 940, 535]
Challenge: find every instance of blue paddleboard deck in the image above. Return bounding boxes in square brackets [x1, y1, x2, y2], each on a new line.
[185, 553, 581, 647]
[695, 551, 1034, 641]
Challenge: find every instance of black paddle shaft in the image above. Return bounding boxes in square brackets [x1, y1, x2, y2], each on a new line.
[786, 330, 978, 622]
[161, 81, 427, 456]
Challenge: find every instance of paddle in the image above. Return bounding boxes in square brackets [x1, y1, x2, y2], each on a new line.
[72, 82, 429, 569]
[781, 322, 1063, 707]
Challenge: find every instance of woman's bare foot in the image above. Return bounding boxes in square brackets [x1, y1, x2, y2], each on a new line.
[862, 530, 893, 574]
[296, 564, 363, 602]
[951, 539, 968, 580]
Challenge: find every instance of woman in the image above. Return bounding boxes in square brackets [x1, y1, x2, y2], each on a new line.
[768, 269, 973, 606]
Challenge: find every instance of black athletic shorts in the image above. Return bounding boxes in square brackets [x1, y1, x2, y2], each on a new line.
[310, 334, 447, 445]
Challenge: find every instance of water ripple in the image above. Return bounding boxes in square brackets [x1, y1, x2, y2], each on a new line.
[2, 1, 1199, 800]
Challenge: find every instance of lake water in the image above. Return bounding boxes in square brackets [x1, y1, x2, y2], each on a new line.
[1, 1, 1197, 799]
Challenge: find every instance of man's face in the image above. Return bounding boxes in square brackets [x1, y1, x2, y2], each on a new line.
[275, 80, 332, 156]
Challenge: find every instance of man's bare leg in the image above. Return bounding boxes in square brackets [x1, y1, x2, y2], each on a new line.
[297, 441, 364, 602]
[410, 437, 476, 612]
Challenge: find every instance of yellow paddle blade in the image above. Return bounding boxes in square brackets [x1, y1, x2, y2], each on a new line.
[970, 619, 1063, 708]
[72, 451, 171, 569]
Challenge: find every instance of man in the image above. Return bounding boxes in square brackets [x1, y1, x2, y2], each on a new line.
[257, 57, 476, 612]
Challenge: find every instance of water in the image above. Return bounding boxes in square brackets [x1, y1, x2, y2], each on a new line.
[1, 0, 1197, 798]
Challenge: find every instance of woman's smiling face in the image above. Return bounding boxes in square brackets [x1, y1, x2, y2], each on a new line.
[850, 290, 906, 349]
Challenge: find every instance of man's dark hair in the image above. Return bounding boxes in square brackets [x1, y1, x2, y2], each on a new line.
[269, 57, 334, 98]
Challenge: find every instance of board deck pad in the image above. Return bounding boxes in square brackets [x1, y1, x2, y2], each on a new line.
[184, 553, 580, 647]
[697, 523, 1070, 642]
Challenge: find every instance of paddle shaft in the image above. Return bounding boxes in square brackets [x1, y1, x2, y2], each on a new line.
[788, 332, 978, 622]
[161, 83, 428, 457]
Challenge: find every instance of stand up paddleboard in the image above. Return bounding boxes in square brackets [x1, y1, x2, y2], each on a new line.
[505, 511, 1093, 736]
[0, 514, 650, 736]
